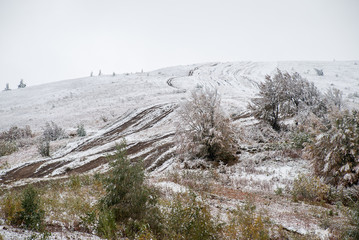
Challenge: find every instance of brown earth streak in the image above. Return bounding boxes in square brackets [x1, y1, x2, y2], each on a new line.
[71, 104, 174, 152]
[65, 133, 175, 176]
[0, 104, 177, 184]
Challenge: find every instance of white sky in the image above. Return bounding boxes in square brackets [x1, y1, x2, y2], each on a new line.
[0, 0, 358, 87]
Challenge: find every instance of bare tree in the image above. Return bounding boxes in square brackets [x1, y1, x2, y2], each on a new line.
[176, 88, 237, 163]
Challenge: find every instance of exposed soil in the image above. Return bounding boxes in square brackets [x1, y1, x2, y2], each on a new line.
[0, 104, 177, 185]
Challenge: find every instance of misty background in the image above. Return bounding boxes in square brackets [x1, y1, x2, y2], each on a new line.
[0, 0, 358, 87]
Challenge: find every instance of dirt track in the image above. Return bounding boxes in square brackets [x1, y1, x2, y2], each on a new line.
[0, 104, 177, 185]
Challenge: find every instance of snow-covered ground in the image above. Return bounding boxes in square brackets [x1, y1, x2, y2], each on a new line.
[2, 61, 358, 133]
[0, 61, 359, 239]
[1, 61, 359, 178]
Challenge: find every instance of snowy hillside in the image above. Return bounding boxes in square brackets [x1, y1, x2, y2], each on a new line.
[1, 61, 359, 239]
[1, 61, 358, 132]
[1, 61, 359, 181]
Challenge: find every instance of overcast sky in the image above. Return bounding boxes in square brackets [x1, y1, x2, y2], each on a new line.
[0, 0, 358, 87]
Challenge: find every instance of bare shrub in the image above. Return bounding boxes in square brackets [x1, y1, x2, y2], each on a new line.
[42, 122, 66, 141]
[176, 88, 238, 164]
[0, 126, 33, 141]
[325, 87, 344, 110]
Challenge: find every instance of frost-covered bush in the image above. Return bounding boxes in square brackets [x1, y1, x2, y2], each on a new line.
[0, 126, 33, 141]
[0, 126, 33, 156]
[76, 124, 86, 137]
[42, 122, 66, 141]
[249, 69, 325, 131]
[325, 87, 344, 110]
[314, 68, 324, 76]
[290, 131, 311, 149]
[18, 79, 26, 88]
[291, 174, 330, 202]
[0, 140, 17, 157]
[305, 110, 359, 187]
[240, 122, 280, 144]
[37, 140, 50, 157]
[176, 88, 237, 163]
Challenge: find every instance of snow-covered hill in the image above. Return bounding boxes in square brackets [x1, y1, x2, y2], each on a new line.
[1, 61, 359, 239]
[2, 61, 359, 132]
[1, 61, 359, 183]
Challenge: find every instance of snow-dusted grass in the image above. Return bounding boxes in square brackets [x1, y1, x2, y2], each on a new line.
[1, 61, 359, 239]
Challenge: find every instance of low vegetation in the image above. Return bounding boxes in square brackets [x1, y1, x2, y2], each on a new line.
[291, 173, 330, 202]
[305, 110, 359, 188]
[1, 68, 358, 239]
[98, 141, 162, 238]
[77, 124, 86, 137]
[0, 125, 33, 157]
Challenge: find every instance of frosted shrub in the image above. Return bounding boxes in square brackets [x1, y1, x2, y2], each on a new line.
[290, 131, 311, 149]
[42, 122, 66, 141]
[0, 126, 33, 141]
[305, 110, 359, 187]
[38, 140, 50, 157]
[292, 173, 330, 202]
[176, 88, 237, 163]
[314, 68, 324, 76]
[325, 87, 344, 110]
[77, 124, 86, 137]
[0, 140, 17, 157]
[18, 79, 26, 88]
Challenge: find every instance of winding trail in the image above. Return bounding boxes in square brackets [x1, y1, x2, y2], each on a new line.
[166, 77, 186, 92]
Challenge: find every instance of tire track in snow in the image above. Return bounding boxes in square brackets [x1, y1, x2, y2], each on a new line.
[0, 104, 178, 185]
